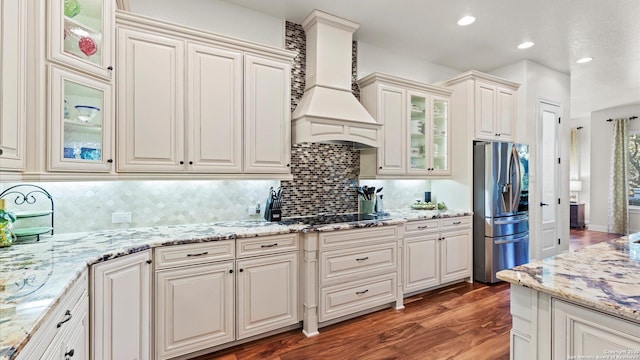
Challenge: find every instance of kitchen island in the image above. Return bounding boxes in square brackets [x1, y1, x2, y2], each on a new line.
[0, 209, 469, 360]
[497, 234, 640, 359]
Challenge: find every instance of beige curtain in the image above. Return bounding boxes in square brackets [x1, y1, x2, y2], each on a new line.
[608, 118, 629, 234]
[570, 128, 579, 179]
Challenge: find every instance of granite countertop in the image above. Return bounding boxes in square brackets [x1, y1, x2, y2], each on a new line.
[0, 209, 471, 359]
[497, 234, 640, 323]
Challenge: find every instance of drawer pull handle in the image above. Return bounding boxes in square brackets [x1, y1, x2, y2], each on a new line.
[56, 310, 72, 328]
[356, 289, 369, 295]
[65, 349, 75, 358]
[355, 257, 369, 262]
[260, 243, 278, 248]
[187, 251, 208, 257]
[417, 226, 429, 229]
[452, 221, 461, 225]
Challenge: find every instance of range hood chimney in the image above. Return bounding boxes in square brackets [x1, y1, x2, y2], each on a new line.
[291, 10, 381, 148]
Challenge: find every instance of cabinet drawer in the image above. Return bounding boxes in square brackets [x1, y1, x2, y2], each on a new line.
[320, 242, 397, 285]
[17, 270, 88, 360]
[236, 233, 299, 258]
[319, 226, 399, 250]
[154, 241, 235, 269]
[405, 219, 440, 236]
[319, 273, 397, 322]
[441, 216, 471, 230]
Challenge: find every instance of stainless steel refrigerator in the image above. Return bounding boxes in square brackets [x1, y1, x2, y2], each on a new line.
[473, 141, 529, 283]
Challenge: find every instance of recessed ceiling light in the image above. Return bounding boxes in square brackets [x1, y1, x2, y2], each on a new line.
[457, 16, 476, 26]
[576, 57, 593, 64]
[517, 41, 535, 49]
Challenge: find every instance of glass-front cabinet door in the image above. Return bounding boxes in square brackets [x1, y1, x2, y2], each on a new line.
[49, 65, 112, 172]
[48, 0, 114, 79]
[429, 96, 450, 175]
[408, 91, 428, 174]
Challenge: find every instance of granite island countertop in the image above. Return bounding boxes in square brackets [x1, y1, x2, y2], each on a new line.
[0, 209, 470, 359]
[497, 234, 640, 323]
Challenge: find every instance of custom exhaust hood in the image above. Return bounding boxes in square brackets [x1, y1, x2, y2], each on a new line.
[291, 10, 381, 148]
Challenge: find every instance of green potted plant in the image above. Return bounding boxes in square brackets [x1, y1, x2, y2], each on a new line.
[0, 199, 16, 247]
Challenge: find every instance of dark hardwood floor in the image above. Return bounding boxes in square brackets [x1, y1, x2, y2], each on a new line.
[569, 228, 621, 251]
[193, 229, 620, 360]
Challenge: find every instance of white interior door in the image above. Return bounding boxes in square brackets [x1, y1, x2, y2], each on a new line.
[539, 101, 562, 259]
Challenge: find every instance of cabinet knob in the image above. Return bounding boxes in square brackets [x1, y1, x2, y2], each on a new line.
[379, 166, 382, 170]
[107, 159, 113, 163]
[146, 260, 152, 264]
[229, 269, 233, 274]
[286, 163, 290, 167]
[107, 66, 113, 71]
[179, 161, 184, 165]
[239, 268, 244, 272]
[189, 161, 193, 165]
[0, 148, 3, 156]
[65, 349, 75, 358]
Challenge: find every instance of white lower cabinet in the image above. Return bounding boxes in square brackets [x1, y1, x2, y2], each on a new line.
[91, 250, 152, 360]
[154, 235, 299, 359]
[236, 252, 298, 339]
[156, 260, 235, 360]
[41, 297, 89, 360]
[552, 299, 640, 359]
[403, 217, 472, 294]
[16, 271, 88, 360]
[302, 226, 403, 334]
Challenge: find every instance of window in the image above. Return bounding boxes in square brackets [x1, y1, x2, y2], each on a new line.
[628, 132, 640, 206]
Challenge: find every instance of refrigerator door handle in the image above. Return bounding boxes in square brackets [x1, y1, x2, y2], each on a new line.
[493, 233, 529, 245]
[511, 145, 522, 212]
[494, 218, 528, 225]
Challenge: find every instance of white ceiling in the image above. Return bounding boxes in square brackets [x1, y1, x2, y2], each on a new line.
[222, 0, 640, 119]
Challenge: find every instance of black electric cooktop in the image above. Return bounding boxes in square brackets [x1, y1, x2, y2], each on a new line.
[278, 213, 390, 226]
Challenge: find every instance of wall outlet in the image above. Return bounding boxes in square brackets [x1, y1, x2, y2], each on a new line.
[112, 212, 131, 224]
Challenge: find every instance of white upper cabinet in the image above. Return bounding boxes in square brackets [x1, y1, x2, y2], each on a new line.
[49, 65, 114, 172]
[116, 26, 185, 172]
[0, 0, 26, 171]
[48, 0, 115, 79]
[243, 55, 291, 173]
[188, 43, 243, 173]
[475, 81, 516, 141]
[358, 73, 452, 178]
[115, 12, 295, 176]
[442, 71, 519, 143]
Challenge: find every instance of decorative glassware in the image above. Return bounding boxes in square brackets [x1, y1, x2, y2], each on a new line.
[0, 200, 16, 247]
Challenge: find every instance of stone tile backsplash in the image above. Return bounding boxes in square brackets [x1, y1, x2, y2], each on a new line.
[0, 181, 278, 234]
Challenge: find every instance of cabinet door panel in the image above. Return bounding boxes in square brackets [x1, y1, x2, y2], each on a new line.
[117, 27, 184, 172]
[407, 91, 428, 175]
[244, 55, 291, 173]
[497, 87, 516, 140]
[236, 252, 298, 339]
[156, 261, 234, 359]
[49, 65, 113, 172]
[440, 230, 471, 283]
[48, 0, 114, 79]
[428, 95, 450, 175]
[475, 82, 497, 140]
[0, 0, 26, 170]
[187, 43, 242, 173]
[553, 299, 640, 358]
[378, 85, 406, 175]
[404, 234, 440, 293]
[91, 251, 151, 360]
